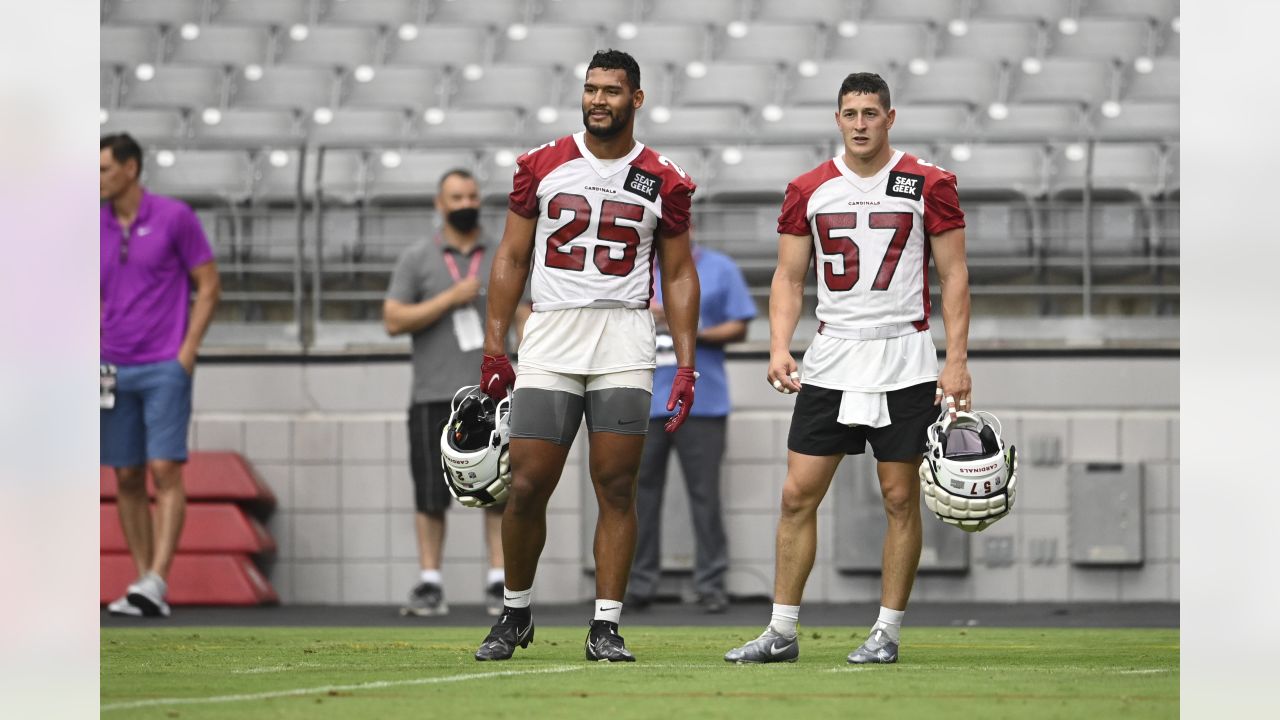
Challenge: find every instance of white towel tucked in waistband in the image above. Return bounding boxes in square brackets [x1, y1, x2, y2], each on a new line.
[836, 390, 892, 428]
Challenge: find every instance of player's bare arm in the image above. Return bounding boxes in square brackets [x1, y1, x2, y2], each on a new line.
[656, 229, 700, 369]
[482, 210, 537, 356]
[768, 232, 811, 393]
[179, 260, 221, 374]
[930, 226, 972, 415]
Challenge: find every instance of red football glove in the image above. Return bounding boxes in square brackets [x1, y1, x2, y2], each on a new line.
[480, 354, 516, 401]
[665, 367, 698, 433]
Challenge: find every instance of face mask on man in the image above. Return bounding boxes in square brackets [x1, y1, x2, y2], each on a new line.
[446, 207, 480, 233]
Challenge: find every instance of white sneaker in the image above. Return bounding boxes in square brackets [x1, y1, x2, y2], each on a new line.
[106, 594, 142, 617]
[126, 573, 171, 618]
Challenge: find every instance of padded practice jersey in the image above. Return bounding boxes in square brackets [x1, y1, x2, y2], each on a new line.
[509, 131, 697, 312]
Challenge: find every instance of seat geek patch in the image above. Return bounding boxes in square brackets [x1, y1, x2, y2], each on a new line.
[624, 166, 662, 202]
[886, 171, 924, 200]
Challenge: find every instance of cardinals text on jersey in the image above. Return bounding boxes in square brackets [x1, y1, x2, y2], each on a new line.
[509, 131, 696, 312]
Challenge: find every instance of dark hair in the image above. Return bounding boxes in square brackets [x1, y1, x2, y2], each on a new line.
[837, 72, 891, 110]
[438, 167, 476, 191]
[586, 48, 641, 91]
[101, 133, 143, 174]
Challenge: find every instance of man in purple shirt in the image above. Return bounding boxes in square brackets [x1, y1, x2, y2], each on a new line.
[100, 134, 221, 618]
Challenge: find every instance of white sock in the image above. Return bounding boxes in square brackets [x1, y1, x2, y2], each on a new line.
[503, 586, 533, 609]
[486, 568, 505, 586]
[419, 569, 442, 585]
[872, 605, 905, 643]
[769, 603, 800, 637]
[594, 599, 623, 625]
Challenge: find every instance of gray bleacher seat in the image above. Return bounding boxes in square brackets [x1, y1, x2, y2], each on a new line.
[1009, 58, 1113, 105]
[168, 25, 272, 67]
[231, 65, 337, 111]
[101, 108, 186, 142]
[754, 104, 838, 142]
[612, 23, 710, 71]
[105, 0, 208, 25]
[102, 26, 162, 66]
[213, 0, 314, 26]
[102, 64, 121, 109]
[1123, 58, 1177, 102]
[1094, 101, 1177, 140]
[898, 58, 1001, 107]
[890, 104, 976, 143]
[323, 0, 424, 26]
[940, 142, 1047, 198]
[421, 107, 526, 145]
[1081, 0, 1178, 22]
[535, 0, 640, 25]
[429, 0, 530, 25]
[143, 149, 255, 203]
[252, 148, 315, 204]
[971, 0, 1071, 22]
[1049, 142, 1165, 199]
[673, 61, 778, 108]
[386, 24, 489, 68]
[497, 23, 600, 67]
[277, 25, 381, 67]
[702, 145, 819, 200]
[342, 66, 445, 111]
[861, 0, 962, 22]
[190, 108, 303, 142]
[940, 19, 1041, 63]
[1045, 202, 1148, 258]
[311, 108, 413, 145]
[637, 105, 748, 145]
[316, 149, 367, 204]
[1162, 143, 1178, 197]
[476, 149, 523, 201]
[1159, 24, 1178, 56]
[963, 203, 1035, 257]
[120, 64, 227, 111]
[647, 0, 747, 24]
[786, 62, 893, 106]
[523, 107, 584, 142]
[365, 149, 478, 203]
[716, 22, 822, 65]
[826, 21, 930, 66]
[981, 103, 1088, 140]
[1050, 18, 1155, 60]
[450, 64, 556, 112]
[755, 0, 851, 23]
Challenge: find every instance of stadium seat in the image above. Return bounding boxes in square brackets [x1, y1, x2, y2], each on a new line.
[105, 0, 208, 25]
[449, 64, 557, 112]
[611, 23, 710, 71]
[277, 25, 382, 68]
[429, 0, 531, 26]
[143, 149, 255, 204]
[647, 0, 748, 24]
[190, 108, 303, 142]
[754, 104, 838, 143]
[940, 142, 1047, 199]
[890, 103, 977, 143]
[963, 202, 1036, 257]
[1093, 101, 1178, 140]
[497, 23, 601, 68]
[212, 0, 315, 26]
[365, 149, 478, 204]
[252, 148, 315, 205]
[386, 24, 490, 68]
[940, 19, 1042, 63]
[637, 105, 748, 145]
[1050, 18, 1156, 61]
[715, 21, 822, 66]
[1081, 0, 1178, 23]
[1123, 58, 1177, 102]
[786, 62, 893, 106]
[168, 25, 272, 67]
[100, 108, 187, 142]
[322, 0, 424, 26]
[101, 553, 277, 606]
[826, 20, 930, 66]
[702, 145, 819, 201]
[861, 0, 962, 22]
[1049, 142, 1165, 200]
[476, 149, 524, 201]
[535, 0, 641, 25]
[672, 61, 778, 109]
[420, 107, 527, 145]
[120, 64, 227, 111]
[1008, 58, 1114, 106]
[231, 65, 338, 111]
[981, 102, 1088, 141]
[523, 106, 584, 142]
[310, 108, 414, 145]
[898, 58, 1001, 107]
[101, 502, 276, 554]
[1043, 202, 1147, 258]
[1159, 23, 1179, 57]
[101, 64, 122, 109]
[971, 0, 1071, 22]
[754, 0, 849, 23]
[102, 453, 278, 504]
[102, 26, 162, 66]
[342, 66, 445, 112]
[316, 149, 368, 204]
[1162, 143, 1178, 197]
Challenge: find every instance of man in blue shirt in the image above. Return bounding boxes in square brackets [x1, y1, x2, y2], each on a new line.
[628, 246, 756, 613]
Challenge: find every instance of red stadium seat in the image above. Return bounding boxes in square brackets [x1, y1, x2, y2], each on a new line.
[101, 502, 276, 555]
[100, 451, 277, 509]
[101, 553, 278, 606]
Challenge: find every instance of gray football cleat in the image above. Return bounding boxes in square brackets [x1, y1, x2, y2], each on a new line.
[847, 628, 898, 664]
[724, 626, 799, 664]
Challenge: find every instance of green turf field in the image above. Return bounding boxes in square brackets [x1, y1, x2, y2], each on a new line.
[102, 626, 1178, 719]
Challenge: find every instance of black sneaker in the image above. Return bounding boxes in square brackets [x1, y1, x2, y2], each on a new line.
[700, 591, 729, 614]
[485, 582, 504, 617]
[585, 620, 636, 662]
[400, 582, 447, 617]
[475, 609, 534, 661]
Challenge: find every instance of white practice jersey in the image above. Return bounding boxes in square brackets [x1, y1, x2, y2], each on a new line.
[777, 150, 966, 391]
[509, 131, 697, 312]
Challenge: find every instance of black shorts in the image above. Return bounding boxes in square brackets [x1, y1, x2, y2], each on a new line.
[786, 381, 938, 461]
[408, 401, 505, 515]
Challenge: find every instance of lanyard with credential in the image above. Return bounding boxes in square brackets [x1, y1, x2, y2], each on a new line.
[442, 245, 484, 283]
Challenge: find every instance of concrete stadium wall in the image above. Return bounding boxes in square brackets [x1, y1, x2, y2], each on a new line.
[189, 355, 1178, 606]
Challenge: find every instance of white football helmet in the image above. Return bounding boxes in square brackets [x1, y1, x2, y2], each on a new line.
[440, 385, 512, 508]
[919, 408, 1018, 533]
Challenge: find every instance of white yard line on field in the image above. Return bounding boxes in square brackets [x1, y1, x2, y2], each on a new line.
[101, 665, 583, 712]
[822, 665, 1175, 674]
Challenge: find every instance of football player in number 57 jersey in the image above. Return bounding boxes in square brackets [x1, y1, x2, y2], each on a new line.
[474, 50, 701, 663]
[725, 73, 973, 666]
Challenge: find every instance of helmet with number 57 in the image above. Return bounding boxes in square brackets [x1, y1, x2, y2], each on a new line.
[440, 385, 512, 508]
[919, 408, 1018, 533]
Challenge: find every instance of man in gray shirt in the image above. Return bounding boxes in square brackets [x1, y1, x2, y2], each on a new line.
[384, 169, 508, 616]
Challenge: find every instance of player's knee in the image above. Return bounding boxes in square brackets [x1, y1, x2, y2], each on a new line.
[881, 486, 917, 519]
[594, 474, 635, 513]
[779, 480, 821, 517]
[506, 474, 552, 513]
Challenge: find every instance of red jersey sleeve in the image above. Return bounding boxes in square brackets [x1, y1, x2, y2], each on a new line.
[658, 176, 695, 237]
[924, 172, 965, 236]
[507, 153, 540, 219]
[777, 182, 811, 236]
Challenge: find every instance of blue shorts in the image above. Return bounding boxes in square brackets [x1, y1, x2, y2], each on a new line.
[100, 359, 193, 467]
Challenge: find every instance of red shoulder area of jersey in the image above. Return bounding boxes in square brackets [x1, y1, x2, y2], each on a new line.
[788, 158, 842, 198]
[893, 152, 958, 193]
[632, 145, 697, 197]
[517, 135, 584, 181]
